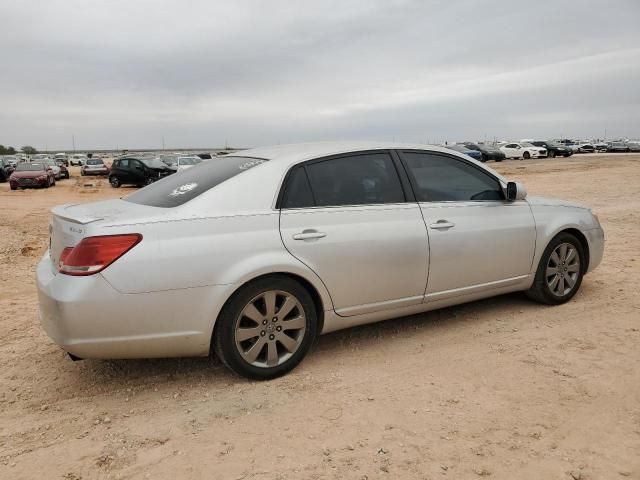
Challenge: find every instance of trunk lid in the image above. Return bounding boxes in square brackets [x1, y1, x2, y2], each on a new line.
[48, 199, 167, 272]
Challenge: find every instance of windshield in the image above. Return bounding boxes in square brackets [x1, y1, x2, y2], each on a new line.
[16, 162, 45, 172]
[520, 142, 534, 147]
[126, 156, 267, 208]
[141, 158, 169, 169]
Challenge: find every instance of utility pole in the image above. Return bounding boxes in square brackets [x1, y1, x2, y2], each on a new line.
[162, 136, 165, 151]
[72, 135, 76, 153]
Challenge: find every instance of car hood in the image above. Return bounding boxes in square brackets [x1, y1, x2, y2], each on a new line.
[527, 196, 589, 210]
[11, 171, 47, 179]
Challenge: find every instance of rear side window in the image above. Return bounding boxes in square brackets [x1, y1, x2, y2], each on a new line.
[281, 167, 315, 209]
[303, 153, 404, 207]
[401, 152, 503, 202]
[125, 156, 267, 208]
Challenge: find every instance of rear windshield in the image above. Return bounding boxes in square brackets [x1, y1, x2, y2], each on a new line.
[16, 162, 45, 171]
[125, 156, 267, 208]
[86, 159, 104, 165]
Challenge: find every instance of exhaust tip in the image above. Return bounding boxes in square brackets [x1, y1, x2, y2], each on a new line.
[68, 352, 84, 361]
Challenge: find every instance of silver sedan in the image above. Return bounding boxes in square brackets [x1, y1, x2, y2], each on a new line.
[37, 142, 604, 379]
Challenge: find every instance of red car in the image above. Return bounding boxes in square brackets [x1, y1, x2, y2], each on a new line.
[9, 162, 56, 190]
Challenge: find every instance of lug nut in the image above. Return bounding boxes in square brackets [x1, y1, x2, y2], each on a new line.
[276, 326, 282, 332]
[272, 317, 278, 322]
[262, 319, 268, 325]
[269, 334, 275, 340]
[261, 330, 266, 336]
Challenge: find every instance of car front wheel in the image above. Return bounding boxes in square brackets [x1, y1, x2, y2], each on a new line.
[523, 151, 531, 159]
[109, 176, 121, 188]
[213, 276, 318, 380]
[526, 232, 585, 305]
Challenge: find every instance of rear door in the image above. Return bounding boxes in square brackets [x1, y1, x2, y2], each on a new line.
[279, 151, 430, 316]
[398, 150, 536, 299]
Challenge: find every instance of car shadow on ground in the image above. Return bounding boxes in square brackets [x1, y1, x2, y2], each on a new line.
[69, 292, 536, 387]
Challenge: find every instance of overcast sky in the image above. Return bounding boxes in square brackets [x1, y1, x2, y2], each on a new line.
[1, 0, 639, 150]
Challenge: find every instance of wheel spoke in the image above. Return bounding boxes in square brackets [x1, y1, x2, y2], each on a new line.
[559, 244, 568, 262]
[236, 326, 263, 342]
[546, 267, 557, 278]
[242, 303, 263, 323]
[548, 275, 560, 291]
[556, 277, 565, 295]
[565, 274, 575, 289]
[550, 251, 560, 266]
[242, 337, 267, 363]
[565, 248, 577, 264]
[263, 291, 277, 318]
[567, 263, 580, 273]
[277, 296, 297, 319]
[281, 316, 305, 331]
[266, 341, 279, 367]
[277, 333, 298, 352]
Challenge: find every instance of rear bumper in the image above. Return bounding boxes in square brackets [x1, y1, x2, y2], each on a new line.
[36, 253, 228, 359]
[82, 169, 109, 175]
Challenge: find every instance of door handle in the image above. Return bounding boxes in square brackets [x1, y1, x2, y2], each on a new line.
[293, 229, 327, 240]
[429, 220, 455, 230]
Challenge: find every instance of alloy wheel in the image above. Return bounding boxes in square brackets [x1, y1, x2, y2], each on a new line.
[546, 242, 581, 296]
[234, 290, 306, 368]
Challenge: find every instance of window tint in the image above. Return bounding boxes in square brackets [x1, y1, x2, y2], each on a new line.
[117, 159, 129, 168]
[402, 152, 503, 202]
[304, 153, 404, 207]
[282, 167, 314, 209]
[125, 156, 267, 208]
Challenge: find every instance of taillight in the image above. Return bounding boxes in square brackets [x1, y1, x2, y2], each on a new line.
[59, 234, 142, 276]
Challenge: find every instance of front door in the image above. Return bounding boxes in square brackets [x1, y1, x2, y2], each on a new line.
[398, 150, 536, 299]
[279, 151, 430, 316]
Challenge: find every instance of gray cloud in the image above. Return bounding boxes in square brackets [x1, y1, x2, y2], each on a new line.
[0, 0, 639, 149]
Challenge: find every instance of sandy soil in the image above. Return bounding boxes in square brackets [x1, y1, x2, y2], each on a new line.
[0, 155, 639, 480]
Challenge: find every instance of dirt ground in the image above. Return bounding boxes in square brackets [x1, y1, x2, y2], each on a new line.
[0, 154, 639, 480]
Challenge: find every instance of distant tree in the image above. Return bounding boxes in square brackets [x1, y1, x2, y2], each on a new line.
[21, 145, 38, 155]
[0, 145, 16, 155]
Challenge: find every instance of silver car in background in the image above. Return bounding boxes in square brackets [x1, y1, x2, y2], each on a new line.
[37, 142, 604, 379]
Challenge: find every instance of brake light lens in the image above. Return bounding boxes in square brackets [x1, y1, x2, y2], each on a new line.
[59, 234, 142, 276]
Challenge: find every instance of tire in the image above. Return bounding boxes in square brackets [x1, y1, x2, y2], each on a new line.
[526, 232, 586, 305]
[109, 176, 121, 188]
[51, 177, 55, 186]
[548, 150, 556, 158]
[144, 177, 155, 186]
[481, 153, 488, 163]
[81, 170, 85, 176]
[523, 151, 531, 160]
[10, 184, 17, 190]
[213, 275, 318, 380]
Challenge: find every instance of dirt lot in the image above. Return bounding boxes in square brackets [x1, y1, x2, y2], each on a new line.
[1, 155, 639, 480]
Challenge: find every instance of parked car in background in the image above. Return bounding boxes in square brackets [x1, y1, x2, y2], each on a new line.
[81, 158, 110, 176]
[108, 156, 176, 187]
[69, 154, 87, 166]
[626, 141, 640, 152]
[555, 140, 580, 153]
[500, 142, 547, 160]
[461, 143, 505, 162]
[606, 142, 630, 153]
[594, 142, 608, 152]
[54, 159, 70, 179]
[171, 156, 202, 172]
[9, 162, 56, 189]
[576, 143, 595, 153]
[3, 156, 18, 168]
[36, 142, 604, 379]
[54, 153, 69, 166]
[530, 141, 573, 158]
[443, 144, 483, 161]
[45, 158, 62, 180]
[0, 158, 15, 182]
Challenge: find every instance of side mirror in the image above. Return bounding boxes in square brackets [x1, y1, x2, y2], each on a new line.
[506, 181, 527, 201]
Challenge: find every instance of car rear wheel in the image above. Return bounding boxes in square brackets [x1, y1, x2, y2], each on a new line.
[526, 232, 585, 305]
[523, 151, 531, 160]
[109, 176, 121, 188]
[213, 276, 318, 380]
[549, 151, 556, 158]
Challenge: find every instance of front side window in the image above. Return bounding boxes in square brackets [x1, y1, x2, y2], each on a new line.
[303, 153, 405, 207]
[401, 152, 503, 202]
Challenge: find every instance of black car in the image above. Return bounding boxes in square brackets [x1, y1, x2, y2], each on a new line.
[530, 141, 573, 158]
[109, 157, 176, 188]
[462, 143, 505, 162]
[0, 158, 15, 182]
